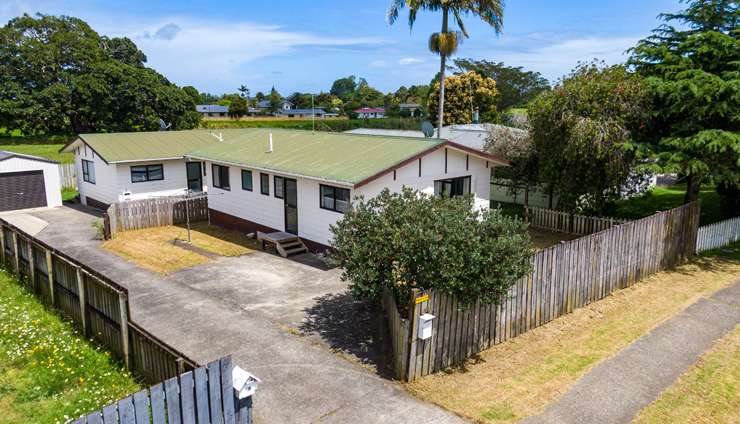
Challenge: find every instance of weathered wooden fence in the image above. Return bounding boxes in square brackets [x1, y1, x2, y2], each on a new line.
[73, 356, 253, 424]
[696, 216, 740, 253]
[387, 202, 700, 381]
[525, 206, 628, 236]
[0, 218, 199, 384]
[59, 163, 77, 189]
[105, 194, 209, 239]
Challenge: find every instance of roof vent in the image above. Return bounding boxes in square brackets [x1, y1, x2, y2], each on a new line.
[268, 132, 273, 153]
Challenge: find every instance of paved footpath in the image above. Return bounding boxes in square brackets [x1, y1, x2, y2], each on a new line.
[524, 280, 740, 424]
[28, 207, 464, 424]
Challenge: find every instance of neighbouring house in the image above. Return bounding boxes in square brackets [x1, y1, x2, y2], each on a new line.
[196, 104, 229, 117]
[257, 99, 294, 112]
[278, 108, 327, 118]
[346, 123, 500, 151]
[399, 103, 421, 117]
[60, 131, 222, 209]
[354, 107, 385, 119]
[62, 129, 508, 250]
[0, 151, 62, 212]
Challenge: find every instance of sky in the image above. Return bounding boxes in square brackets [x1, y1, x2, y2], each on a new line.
[1, 0, 682, 95]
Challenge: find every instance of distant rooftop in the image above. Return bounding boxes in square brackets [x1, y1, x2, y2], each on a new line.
[279, 108, 326, 115]
[355, 107, 385, 113]
[196, 104, 229, 113]
[0, 150, 59, 164]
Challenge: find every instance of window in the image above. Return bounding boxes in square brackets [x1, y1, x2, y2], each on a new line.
[212, 164, 230, 190]
[241, 170, 253, 191]
[82, 159, 95, 184]
[434, 176, 471, 198]
[130, 164, 164, 183]
[274, 176, 284, 199]
[320, 184, 350, 213]
[260, 173, 269, 195]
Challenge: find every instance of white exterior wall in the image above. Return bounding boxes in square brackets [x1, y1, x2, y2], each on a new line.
[75, 143, 119, 205]
[0, 157, 62, 208]
[356, 147, 493, 212]
[114, 159, 191, 201]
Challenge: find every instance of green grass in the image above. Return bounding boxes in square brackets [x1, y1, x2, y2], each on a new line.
[614, 184, 722, 226]
[62, 188, 78, 202]
[0, 144, 73, 164]
[0, 268, 141, 423]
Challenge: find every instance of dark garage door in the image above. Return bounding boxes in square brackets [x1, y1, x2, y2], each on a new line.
[0, 170, 48, 212]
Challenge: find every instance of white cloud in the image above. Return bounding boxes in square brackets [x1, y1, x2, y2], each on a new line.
[398, 57, 423, 66]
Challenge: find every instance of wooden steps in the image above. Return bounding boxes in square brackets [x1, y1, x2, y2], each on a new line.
[257, 231, 308, 257]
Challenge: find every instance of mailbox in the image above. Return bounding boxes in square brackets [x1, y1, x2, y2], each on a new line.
[232, 366, 262, 399]
[418, 313, 435, 340]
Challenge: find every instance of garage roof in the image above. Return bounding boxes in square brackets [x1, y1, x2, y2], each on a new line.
[0, 150, 59, 164]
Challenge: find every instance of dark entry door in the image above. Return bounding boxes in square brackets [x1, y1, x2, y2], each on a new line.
[0, 170, 48, 212]
[186, 162, 203, 192]
[284, 178, 298, 235]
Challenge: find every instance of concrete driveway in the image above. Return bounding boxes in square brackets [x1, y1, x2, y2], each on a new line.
[24, 205, 463, 423]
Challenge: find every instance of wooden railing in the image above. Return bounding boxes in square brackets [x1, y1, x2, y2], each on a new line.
[73, 356, 253, 424]
[0, 219, 199, 384]
[696, 216, 740, 253]
[525, 206, 628, 235]
[387, 202, 700, 381]
[105, 194, 209, 239]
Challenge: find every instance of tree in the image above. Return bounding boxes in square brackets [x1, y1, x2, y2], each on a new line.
[268, 86, 282, 113]
[629, 0, 740, 207]
[528, 62, 650, 213]
[330, 188, 532, 306]
[427, 71, 499, 125]
[388, 0, 504, 137]
[453, 59, 550, 110]
[484, 125, 539, 206]
[330, 76, 357, 100]
[238, 85, 250, 99]
[229, 96, 248, 118]
[0, 14, 200, 134]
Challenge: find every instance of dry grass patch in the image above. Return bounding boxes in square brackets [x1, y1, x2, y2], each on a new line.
[405, 246, 740, 423]
[527, 228, 577, 250]
[634, 325, 740, 424]
[103, 223, 258, 274]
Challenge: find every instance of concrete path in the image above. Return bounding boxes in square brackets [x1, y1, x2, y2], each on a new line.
[524, 280, 740, 424]
[30, 206, 464, 424]
[0, 211, 49, 235]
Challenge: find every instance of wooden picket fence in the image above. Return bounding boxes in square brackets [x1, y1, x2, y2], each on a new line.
[105, 194, 209, 239]
[59, 163, 76, 189]
[525, 206, 628, 236]
[384, 201, 700, 381]
[73, 356, 253, 424]
[696, 216, 740, 253]
[0, 218, 199, 384]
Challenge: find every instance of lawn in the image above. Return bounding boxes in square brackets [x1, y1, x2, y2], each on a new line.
[614, 184, 722, 226]
[528, 228, 577, 250]
[103, 223, 259, 274]
[0, 143, 73, 164]
[0, 269, 141, 423]
[634, 325, 740, 424]
[405, 243, 740, 423]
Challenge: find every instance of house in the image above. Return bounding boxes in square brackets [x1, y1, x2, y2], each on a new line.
[196, 105, 229, 117]
[354, 107, 385, 119]
[257, 99, 293, 112]
[60, 131, 222, 209]
[0, 151, 62, 212]
[62, 128, 508, 250]
[346, 123, 507, 151]
[278, 108, 326, 118]
[399, 103, 422, 117]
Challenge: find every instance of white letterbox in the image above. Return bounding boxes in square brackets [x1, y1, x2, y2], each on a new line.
[418, 313, 435, 340]
[232, 366, 262, 399]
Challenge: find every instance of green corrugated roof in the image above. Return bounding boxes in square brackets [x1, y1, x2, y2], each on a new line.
[186, 129, 444, 185]
[76, 130, 221, 163]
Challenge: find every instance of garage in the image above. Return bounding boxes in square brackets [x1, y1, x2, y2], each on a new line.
[0, 151, 62, 212]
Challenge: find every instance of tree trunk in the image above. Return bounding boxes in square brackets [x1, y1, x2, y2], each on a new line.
[684, 174, 702, 204]
[436, 8, 449, 139]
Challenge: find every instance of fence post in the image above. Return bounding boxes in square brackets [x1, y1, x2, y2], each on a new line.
[76, 267, 89, 336]
[27, 241, 35, 288]
[118, 291, 131, 368]
[176, 357, 185, 375]
[0, 224, 5, 265]
[45, 249, 55, 306]
[12, 231, 20, 274]
[236, 396, 253, 424]
[405, 288, 420, 382]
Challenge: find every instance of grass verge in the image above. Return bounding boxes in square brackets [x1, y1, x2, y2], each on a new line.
[405, 243, 740, 423]
[103, 223, 258, 274]
[634, 325, 740, 424]
[0, 268, 141, 423]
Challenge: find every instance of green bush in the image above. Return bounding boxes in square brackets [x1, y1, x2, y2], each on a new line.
[330, 188, 533, 308]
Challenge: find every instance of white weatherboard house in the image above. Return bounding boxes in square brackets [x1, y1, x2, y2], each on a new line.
[0, 151, 62, 212]
[63, 129, 508, 251]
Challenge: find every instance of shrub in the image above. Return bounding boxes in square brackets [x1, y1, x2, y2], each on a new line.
[330, 188, 533, 308]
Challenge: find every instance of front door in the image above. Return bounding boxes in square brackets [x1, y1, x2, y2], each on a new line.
[186, 162, 203, 192]
[284, 178, 298, 235]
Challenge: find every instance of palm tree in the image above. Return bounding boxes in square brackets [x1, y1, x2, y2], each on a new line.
[388, 0, 504, 137]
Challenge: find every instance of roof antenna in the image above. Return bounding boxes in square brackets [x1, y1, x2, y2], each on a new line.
[268, 132, 273, 153]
